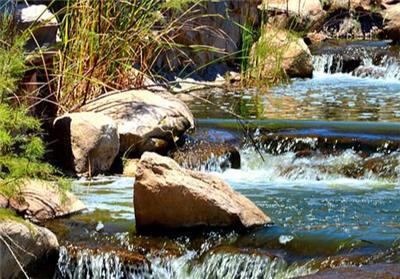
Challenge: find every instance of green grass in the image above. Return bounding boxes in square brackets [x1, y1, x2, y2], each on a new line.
[245, 26, 290, 87]
[0, 208, 24, 222]
[0, 208, 37, 235]
[54, 0, 204, 110]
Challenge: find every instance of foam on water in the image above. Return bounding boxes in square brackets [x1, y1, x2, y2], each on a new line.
[55, 246, 314, 279]
[216, 147, 400, 191]
[312, 52, 400, 82]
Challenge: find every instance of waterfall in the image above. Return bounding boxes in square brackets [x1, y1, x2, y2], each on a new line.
[312, 47, 400, 80]
[54, 246, 314, 279]
[312, 54, 343, 75]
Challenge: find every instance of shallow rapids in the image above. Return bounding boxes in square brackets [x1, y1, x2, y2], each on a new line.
[50, 40, 400, 279]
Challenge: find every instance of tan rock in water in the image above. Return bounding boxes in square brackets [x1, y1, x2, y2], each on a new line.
[134, 152, 271, 232]
[251, 26, 313, 78]
[81, 90, 194, 156]
[0, 220, 59, 279]
[53, 112, 120, 175]
[7, 180, 85, 223]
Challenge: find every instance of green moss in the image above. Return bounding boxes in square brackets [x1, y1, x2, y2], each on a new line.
[0, 208, 22, 222]
[0, 208, 36, 234]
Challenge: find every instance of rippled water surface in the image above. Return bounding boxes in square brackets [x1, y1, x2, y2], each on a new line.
[187, 42, 400, 122]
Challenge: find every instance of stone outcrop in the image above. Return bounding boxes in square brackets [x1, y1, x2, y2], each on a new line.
[14, 4, 59, 51]
[134, 152, 271, 232]
[2, 180, 85, 223]
[251, 26, 313, 78]
[261, 0, 324, 30]
[157, 0, 261, 77]
[381, 4, 400, 43]
[81, 90, 194, 156]
[53, 112, 120, 175]
[0, 220, 59, 279]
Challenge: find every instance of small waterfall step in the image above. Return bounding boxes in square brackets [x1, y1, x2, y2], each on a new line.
[311, 40, 400, 78]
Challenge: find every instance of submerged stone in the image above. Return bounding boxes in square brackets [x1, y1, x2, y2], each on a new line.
[170, 141, 241, 171]
[296, 263, 400, 279]
[134, 152, 271, 232]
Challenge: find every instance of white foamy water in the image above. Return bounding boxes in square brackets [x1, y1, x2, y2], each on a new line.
[215, 147, 400, 191]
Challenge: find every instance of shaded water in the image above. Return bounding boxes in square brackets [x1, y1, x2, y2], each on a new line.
[51, 41, 400, 278]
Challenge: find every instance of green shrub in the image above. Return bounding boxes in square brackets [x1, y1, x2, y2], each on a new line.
[0, 14, 55, 192]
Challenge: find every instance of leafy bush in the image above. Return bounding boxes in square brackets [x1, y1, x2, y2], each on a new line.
[0, 14, 54, 192]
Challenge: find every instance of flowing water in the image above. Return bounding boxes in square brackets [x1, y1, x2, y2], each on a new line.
[49, 41, 400, 278]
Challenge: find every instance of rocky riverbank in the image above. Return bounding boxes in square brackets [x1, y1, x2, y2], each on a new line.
[1, 0, 400, 278]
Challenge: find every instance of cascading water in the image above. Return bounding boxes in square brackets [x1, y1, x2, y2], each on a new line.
[54, 238, 315, 279]
[47, 40, 400, 279]
[312, 43, 400, 80]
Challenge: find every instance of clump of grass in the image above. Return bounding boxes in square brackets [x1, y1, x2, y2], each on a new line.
[54, 0, 205, 110]
[0, 208, 37, 235]
[0, 208, 24, 222]
[241, 25, 289, 87]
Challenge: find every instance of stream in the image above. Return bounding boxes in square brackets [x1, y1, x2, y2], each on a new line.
[48, 41, 400, 278]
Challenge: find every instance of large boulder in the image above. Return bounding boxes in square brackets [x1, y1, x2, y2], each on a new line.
[81, 90, 195, 156]
[157, 0, 261, 77]
[261, 0, 324, 30]
[381, 4, 400, 43]
[0, 220, 59, 279]
[3, 180, 85, 223]
[310, 1, 383, 39]
[53, 112, 120, 175]
[134, 152, 271, 232]
[250, 26, 313, 78]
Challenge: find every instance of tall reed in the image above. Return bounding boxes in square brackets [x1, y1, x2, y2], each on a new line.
[55, 0, 208, 110]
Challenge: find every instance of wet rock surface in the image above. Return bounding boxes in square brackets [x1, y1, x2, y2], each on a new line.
[134, 152, 271, 232]
[53, 112, 120, 175]
[0, 220, 59, 279]
[170, 141, 241, 171]
[81, 90, 194, 157]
